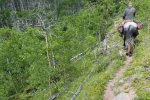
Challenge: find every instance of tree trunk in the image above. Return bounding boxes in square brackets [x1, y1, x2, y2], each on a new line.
[45, 30, 52, 68]
[98, 25, 101, 42]
[148, 20, 149, 33]
[45, 69, 52, 97]
[19, 0, 24, 10]
[54, 0, 57, 11]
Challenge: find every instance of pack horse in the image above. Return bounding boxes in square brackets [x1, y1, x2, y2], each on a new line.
[118, 2, 143, 57]
[123, 22, 138, 56]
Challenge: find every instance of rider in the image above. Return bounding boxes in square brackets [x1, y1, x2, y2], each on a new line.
[123, 2, 136, 24]
[120, 2, 138, 37]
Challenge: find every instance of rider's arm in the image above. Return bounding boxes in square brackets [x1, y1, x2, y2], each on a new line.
[123, 9, 126, 20]
[134, 8, 136, 17]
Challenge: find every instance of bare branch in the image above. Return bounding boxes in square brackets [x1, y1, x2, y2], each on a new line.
[70, 85, 82, 100]
[65, 91, 75, 95]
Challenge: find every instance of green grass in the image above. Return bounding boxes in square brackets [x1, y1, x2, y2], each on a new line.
[124, 85, 129, 90]
[114, 81, 124, 88]
[113, 90, 121, 96]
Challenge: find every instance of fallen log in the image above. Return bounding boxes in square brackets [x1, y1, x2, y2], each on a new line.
[70, 85, 82, 100]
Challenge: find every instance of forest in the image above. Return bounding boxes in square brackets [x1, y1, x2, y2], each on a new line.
[0, 0, 150, 100]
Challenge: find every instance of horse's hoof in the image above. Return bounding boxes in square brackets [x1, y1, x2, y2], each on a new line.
[129, 55, 132, 57]
[129, 53, 132, 57]
[123, 47, 127, 50]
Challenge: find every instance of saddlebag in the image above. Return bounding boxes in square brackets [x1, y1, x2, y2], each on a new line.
[117, 25, 124, 34]
[137, 22, 143, 30]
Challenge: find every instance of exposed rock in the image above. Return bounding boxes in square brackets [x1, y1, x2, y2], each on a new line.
[119, 79, 124, 83]
[107, 45, 110, 49]
[119, 50, 123, 56]
[110, 83, 114, 90]
[142, 88, 150, 92]
[112, 44, 123, 48]
[113, 35, 116, 40]
[113, 92, 132, 100]
[146, 68, 150, 72]
[129, 90, 137, 99]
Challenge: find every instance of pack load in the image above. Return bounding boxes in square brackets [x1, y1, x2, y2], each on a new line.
[117, 25, 124, 34]
[137, 22, 143, 30]
[117, 21, 143, 34]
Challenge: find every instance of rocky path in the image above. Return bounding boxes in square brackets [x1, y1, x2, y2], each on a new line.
[103, 18, 137, 100]
[103, 56, 137, 100]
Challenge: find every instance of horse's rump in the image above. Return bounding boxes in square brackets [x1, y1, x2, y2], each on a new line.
[124, 22, 137, 29]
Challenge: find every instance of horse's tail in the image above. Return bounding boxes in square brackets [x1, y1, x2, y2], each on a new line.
[126, 37, 135, 52]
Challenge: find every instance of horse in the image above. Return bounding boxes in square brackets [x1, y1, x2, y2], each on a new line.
[123, 22, 138, 56]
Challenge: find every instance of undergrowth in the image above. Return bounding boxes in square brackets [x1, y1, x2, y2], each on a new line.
[17, 16, 126, 100]
[53, 19, 126, 100]
[53, 48, 125, 100]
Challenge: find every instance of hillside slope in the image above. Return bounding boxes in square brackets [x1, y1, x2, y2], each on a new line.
[0, 0, 150, 100]
[121, 28, 150, 100]
[52, 17, 150, 100]
[49, 17, 126, 100]
[104, 14, 150, 100]
[104, 56, 134, 100]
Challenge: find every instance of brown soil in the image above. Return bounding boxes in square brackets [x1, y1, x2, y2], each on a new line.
[103, 56, 133, 100]
[103, 19, 137, 100]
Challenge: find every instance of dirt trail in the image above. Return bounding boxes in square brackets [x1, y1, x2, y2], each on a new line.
[103, 56, 132, 100]
[103, 19, 136, 100]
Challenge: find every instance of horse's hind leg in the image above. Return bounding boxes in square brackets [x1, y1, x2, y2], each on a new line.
[123, 36, 127, 50]
[126, 42, 134, 57]
[129, 38, 135, 56]
[129, 52, 132, 57]
[123, 36, 126, 47]
[126, 43, 132, 56]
